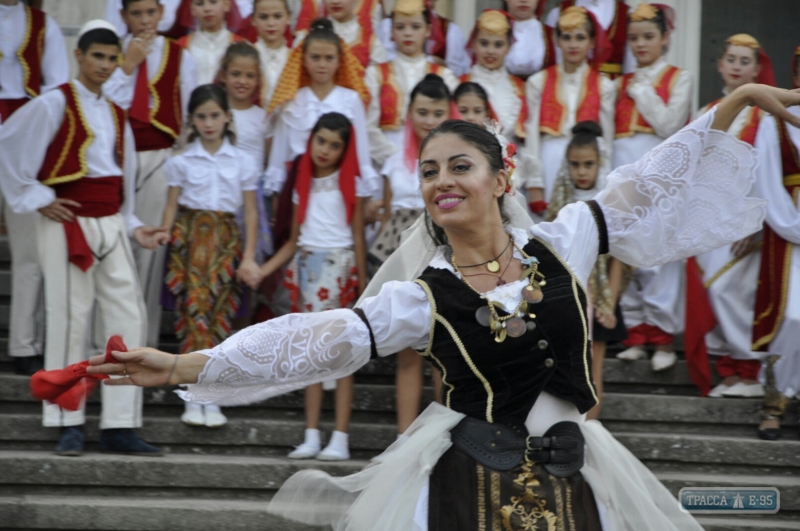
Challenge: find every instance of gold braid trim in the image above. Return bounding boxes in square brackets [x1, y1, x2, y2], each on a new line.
[17, 5, 34, 97]
[149, 42, 180, 139]
[42, 82, 96, 186]
[703, 242, 762, 289]
[414, 279, 455, 408]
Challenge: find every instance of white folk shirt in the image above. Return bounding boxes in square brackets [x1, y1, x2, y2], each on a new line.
[381, 152, 424, 212]
[523, 62, 616, 188]
[505, 17, 549, 79]
[467, 64, 523, 138]
[187, 28, 234, 85]
[377, 16, 471, 77]
[0, 79, 143, 235]
[365, 53, 459, 164]
[292, 169, 371, 249]
[254, 40, 289, 111]
[103, 35, 197, 120]
[164, 138, 259, 213]
[0, 2, 69, 102]
[264, 86, 378, 196]
[232, 106, 268, 171]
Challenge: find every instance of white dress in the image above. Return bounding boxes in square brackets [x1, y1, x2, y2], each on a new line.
[364, 53, 460, 165]
[263, 86, 378, 195]
[522, 62, 616, 199]
[231, 106, 268, 170]
[752, 108, 800, 398]
[693, 104, 767, 362]
[178, 109, 765, 531]
[613, 57, 693, 339]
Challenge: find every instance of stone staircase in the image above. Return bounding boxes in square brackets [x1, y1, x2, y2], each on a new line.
[0, 235, 798, 531]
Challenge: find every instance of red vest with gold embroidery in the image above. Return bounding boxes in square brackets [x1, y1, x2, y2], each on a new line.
[17, 6, 47, 97]
[615, 65, 682, 138]
[539, 65, 602, 137]
[376, 61, 443, 131]
[752, 117, 800, 351]
[38, 83, 125, 186]
[559, 0, 627, 78]
[459, 72, 529, 139]
[348, 0, 379, 68]
[704, 99, 763, 146]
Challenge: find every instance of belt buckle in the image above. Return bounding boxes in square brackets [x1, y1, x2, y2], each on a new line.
[524, 436, 547, 464]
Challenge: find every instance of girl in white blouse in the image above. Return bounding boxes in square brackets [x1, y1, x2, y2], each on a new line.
[160, 84, 261, 428]
[613, 3, 693, 372]
[250, 112, 370, 461]
[251, 0, 292, 110]
[369, 74, 452, 435]
[264, 19, 377, 198]
[523, 6, 615, 214]
[503, 0, 556, 79]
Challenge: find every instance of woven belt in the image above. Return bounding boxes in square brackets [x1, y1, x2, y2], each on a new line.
[450, 417, 584, 477]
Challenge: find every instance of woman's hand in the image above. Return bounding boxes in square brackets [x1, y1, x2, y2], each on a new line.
[714, 85, 800, 131]
[595, 308, 617, 330]
[237, 257, 261, 287]
[87, 348, 188, 387]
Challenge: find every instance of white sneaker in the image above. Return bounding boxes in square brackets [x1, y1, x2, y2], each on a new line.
[722, 382, 765, 398]
[204, 405, 228, 428]
[707, 382, 735, 398]
[181, 403, 205, 426]
[617, 346, 647, 361]
[651, 351, 678, 372]
[287, 428, 321, 459]
[317, 430, 350, 461]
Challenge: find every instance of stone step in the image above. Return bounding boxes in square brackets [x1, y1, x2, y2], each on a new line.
[1, 374, 796, 428]
[0, 495, 314, 531]
[696, 517, 800, 531]
[2, 414, 798, 473]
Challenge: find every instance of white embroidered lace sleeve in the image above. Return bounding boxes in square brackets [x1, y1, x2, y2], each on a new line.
[594, 108, 767, 267]
[177, 282, 432, 406]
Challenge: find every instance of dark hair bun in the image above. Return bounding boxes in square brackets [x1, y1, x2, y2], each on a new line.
[309, 18, 334, 32]
[571, 120, 603, 138]
[423, 73, 444, 83]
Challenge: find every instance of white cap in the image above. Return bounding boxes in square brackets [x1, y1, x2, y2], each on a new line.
[77, 19, 119, 41]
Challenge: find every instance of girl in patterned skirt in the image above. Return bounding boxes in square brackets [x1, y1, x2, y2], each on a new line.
[162, 84, 261, 428]
[249, 112, 370, 460]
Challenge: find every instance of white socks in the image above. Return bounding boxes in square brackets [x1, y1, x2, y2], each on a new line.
[287, 428, 321, 459]
[318, 430, 350, 461]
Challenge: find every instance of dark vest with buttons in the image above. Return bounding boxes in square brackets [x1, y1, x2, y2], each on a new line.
[416, 238, 598, 426]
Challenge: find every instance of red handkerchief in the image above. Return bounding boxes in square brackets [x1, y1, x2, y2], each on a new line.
[29, 335, 128, 411]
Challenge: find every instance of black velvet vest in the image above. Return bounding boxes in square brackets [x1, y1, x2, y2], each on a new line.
[416, 238, 598, 425]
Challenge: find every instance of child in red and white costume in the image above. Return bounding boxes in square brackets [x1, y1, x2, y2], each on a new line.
[686, 34, 775, 399]
[0, 0, 69, 376]
[0, 21, 167, 456]
[503, 0, 556, 79]
[613, 3, 692, 372]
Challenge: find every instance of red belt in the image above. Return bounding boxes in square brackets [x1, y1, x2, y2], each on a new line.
[0, 98, 29, 122]
[131, 118, 175, 152]
[52, 177, 124, 272]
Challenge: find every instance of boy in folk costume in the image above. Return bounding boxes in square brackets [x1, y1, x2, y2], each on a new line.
[104, 0, 197, 348]
[176, 0, 249, 85]
[685, 34, 775, 400]
[544, 0, 631, 79]
[613, 3, 692, 372]
[752, 46, 800, 441]
[364, 0, 459, 165]
[0, 21, 167, 456]
[0, 0, 69, 376]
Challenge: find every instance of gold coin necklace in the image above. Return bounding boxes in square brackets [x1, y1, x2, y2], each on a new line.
[455, 236, 512, 273]
[452, 240, 547, 343]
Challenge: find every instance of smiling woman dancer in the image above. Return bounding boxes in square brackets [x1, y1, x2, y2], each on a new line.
[88, 84, 799, 531]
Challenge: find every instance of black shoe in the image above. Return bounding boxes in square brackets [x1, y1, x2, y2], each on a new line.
[99, 429, 165, 456]
[14, 355, 44, 376]
[56, 426, 85, 456]
[757, 427, 782, 441]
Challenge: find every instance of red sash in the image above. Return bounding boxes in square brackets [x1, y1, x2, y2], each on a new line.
[459, 72, 528, 138]
[539, 65, 601, 137]
[18, 6, 47, 97]
[615, 65, 681, 138]
[130, 40, 183, 151]
[560, 0, 627, 78]
[752, 118, 800, 351]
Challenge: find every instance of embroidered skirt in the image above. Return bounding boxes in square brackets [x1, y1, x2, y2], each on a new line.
[284, 247, 359, 313]
[368, 208, 422, 276]
[166, 208, 242, 353]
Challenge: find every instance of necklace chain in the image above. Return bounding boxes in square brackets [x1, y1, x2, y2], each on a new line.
[453, 236, 512, 269]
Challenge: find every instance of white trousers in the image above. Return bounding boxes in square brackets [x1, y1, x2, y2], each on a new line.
[133, 148, 170, 347]
[6, 210, 44, 357]
[38, 214, 146, 429]
[621, 261, 686, 337]
[695, 245, 763, 361]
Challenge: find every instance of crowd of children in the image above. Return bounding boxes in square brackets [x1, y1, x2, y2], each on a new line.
[0, 0, 799, 459]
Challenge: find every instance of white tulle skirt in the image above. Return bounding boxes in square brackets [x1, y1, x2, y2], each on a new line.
[267, 402, 704, 531]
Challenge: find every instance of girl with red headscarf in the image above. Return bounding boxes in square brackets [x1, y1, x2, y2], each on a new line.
[250, 112, 370, 460]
